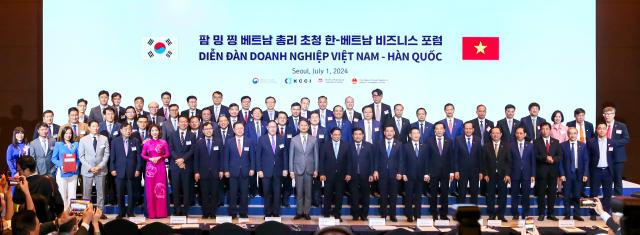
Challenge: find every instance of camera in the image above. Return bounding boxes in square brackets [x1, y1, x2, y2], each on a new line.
[579, 197, 597, 208]
[70, 199, 91, 215]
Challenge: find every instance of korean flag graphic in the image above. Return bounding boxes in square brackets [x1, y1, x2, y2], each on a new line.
[145, 37, 175, 59]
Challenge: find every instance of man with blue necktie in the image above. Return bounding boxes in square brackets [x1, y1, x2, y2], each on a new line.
[510, 127, 536, 220]
[374, 125, 402, 222]
[319, 127, 349, 221]
[313, 96, 334, 128]
[411, 108, 434, 144]
[454, 122, 482, 204]
[401, 127, 427, 222]
[559, 127, 589, 221]
[325, 105, 352, 142]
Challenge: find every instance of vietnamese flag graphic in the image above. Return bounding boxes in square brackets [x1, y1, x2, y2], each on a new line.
[462, 37, 499, 60]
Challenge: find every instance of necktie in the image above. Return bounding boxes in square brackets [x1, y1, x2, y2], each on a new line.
[494, 143, 499, 157]
[448, 119, 453, 134]
[375, 104, 381, 121]
[180, 131, 185, 144]
[93, 136, 97, 151]
[42, 139, 48, 153]
[437, 138, 443, 155]
[466, 137, 472, 155]
[312, 127, 316, 137]
[480, 120, 485, 143]
[386, 141, 392, 158]
[320, 112, 325, 126]
[152, 117, 156, 124]
[72, 124, 77, 135]
[173, 119, 177, 131]
[269, 111, 274, 120]
[579, 124, 586, 143]
[366, 122, 372, 143]
[532, 118, 537, 139]
[280, 127, 285, 136]
[141, 131, 146, 140]
[294, 118, 298, 131]
[420, 123, 424, 135]
[214, 106, 219, 120]
[302, 135, 307, 152]
[333, 141, 339, 159]
[164, 107, 169, 119]
[222, 130, 226, 145]
[545, 139, 550, 153]
[124, 139, 128, 155]
[414, 143, 419, 158]
[271, 135, 276, 154]
[606, 125, 612, 139]
[244, 111, 248, 123]
[396, 119, 401, 132]
[348, 111, 353, 122]
[256, 122, 261, 137]
[337, 120, 342, 129]
[237, 138, 242, 156]
[519, 142, 524, 158]
[571, 142, 576, 171]
[207, 138, 212, 155]
[356, 143, 361, 155]
[191, 111, 195, 118]
[508, 119, 513, 134]
[108, 123, 112, 134]
[50, 126, 54, 137]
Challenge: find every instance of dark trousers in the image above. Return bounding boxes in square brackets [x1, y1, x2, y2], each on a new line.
[429, 174, 449, 217]
[457, 171, 479, 204]
[563, 175, 585, 216]
[105, 173, 117, 204]
[404, 178, 424, 218]
[249, 175, 260, 197]
[511, 177, 532, 217]
[115, 178, 135, 216]
[378, 174, 399, 217]
[312, 177, 322, 206]
[170, 170, 192, 214]
[228, 176, 249, 216]
[200, 177, 220, 216]
[612, 162, 624, 196]
[218, 177, 228, 206]
[322, 175, 346, 218]
[262, 176, 282, 216]
[536, 172, 558, 216]
[486, 173, 507, 217]
[590, 168, 613, 213]
[349, 174, 371, 218]
[132, 175, 143, 207]
[282, 176, 293, 206]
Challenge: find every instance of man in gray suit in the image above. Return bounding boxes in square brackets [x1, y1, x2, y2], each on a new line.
[289, 119, 318, 220]
[29, 123, 56, 177]
[78, 120, 110, 217]
[162, 104, 180, 140]
[88, 90, 110, 123]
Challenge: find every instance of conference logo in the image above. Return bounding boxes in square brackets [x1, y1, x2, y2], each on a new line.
[284, 77, 312, 85]
[252, 77, 260, 84]
[351, 77, 358, 84]
[145, 37, 175, 59]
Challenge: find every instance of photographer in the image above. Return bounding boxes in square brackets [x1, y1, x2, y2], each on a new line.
[592, 197, 621, 235]
[12, 156, 64, 223]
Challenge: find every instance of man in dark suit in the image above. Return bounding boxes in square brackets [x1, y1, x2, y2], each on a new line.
[481, 127, 512, 222]
[308, 112, 327, 206]
[109, 123, 142, 218]
[401, 127, 427, 222]
[389, 104, 410, 143]
[158, 91, 172, 120]
[133, 96, 150, 119]
[239, 96, 253, 124]
[346, 128, 375, 221]
[227, 103, 243, 126]
[364, 89, 392, 125]
[262, 96, 278, 122]
[588, 122, 615, 220]
[510, 127, 536, 220]
[209, 91, 229, 123]
[214, 115, 233, 207]
[299, 97, 312, 120]
[319, 127, 349, 221]
[496, 104, 521, 144]
[88, 90, 110, 123]
[287, 102, 304, 136]
[313, 95, 334, 127]
[344, 96, 363, 124]
[167, 116, 196, 216]
[520, 102, 546, 142]
[33, 110, 60, 140]
[161, 104, 180, 140]
[194, 122, 223, 219]
[276, 111, 295, 207]
[425, 122, 455, 220]
[110, 92, 126, 122]
[223, 122, 255, 219]
[470, 104, 494, 146]
[98, 107, 121, 142]
[326, 105, 352, 142]
[14, 157, 64, 222]
[256, 121, 288, 217]
[411, 108, 434, 144]
[354, 106, 382, 144]
[559, 127, 589, 221]
[147, 101, 166, 126]
[246, 107, 267, 144]
[188, 116, 204, 140]
[375, 125, 403, 222]
[602, 106, 630, 196]
[534, 122, 562, 221]
[566, 108, 594, 143]
[454, 122, 482, 204]
[181, 95, 202, 118]
[122, 106, 139, 130]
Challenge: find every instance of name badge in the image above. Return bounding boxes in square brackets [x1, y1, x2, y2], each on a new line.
[131, 147, 137, 151]
[160, 122, 163, 126]
[537, 126, 540, 130]
[353, 118, 359, 122]
[608, 147, 614, 152]
[434, 219, 450, 226]
[132, 129, 137, 132]
[169, 216, 187, 224]
[279, 144, 284, 149]
[243, 147, 250, 151]
[487, 220, 502, 227]
[559, 219, 575, 228]
[383, 110, 389, 115]
[216, 216, 232, 224]
[374, 127, 379, 132]
[53, 134, 58, 138]
[319, 134, 325, 139]
[616, 129, 622, 134]
[113, 131, 119, 135]
[485, 127, 491, 132]
[287, 134, 292, 139]
[80, 130, 86, 135]
[417, 218, 433, 227]
[327, 116, 333, 121]
[213, 146, 219, 151]
[186, 141, 192, 145]
[120, 115, 126, 119]
[368, 218, 385, 226]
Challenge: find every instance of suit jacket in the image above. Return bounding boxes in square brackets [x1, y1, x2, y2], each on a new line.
[122, 119, 139, 130]
[587, 138, 615, 175]
[33, 123, 60, 140]
[481, 141, 512, 177]
[401, 141, 428, 179]
[375, 139, 403, 177]
[559, 141, 589, 179]
[300, 110, 312, 120]
[289, 134, 319, 175]
[209, 105, 229, 123]
[325, 118, 353, 142]
[215, 127, 234, 146]
[28, 137, 56, 176]
[12, 174, 63, 222]
[161, 117, 179, 140]
[425, 136, 455, 176]
[441, 118, 464, 144]
[223, 136, 255, 177]
[365, 102, 392, 125]
[309, 125, 327, 145]
[194, 137, 224, 179]
[608, 121, 630, 162]
[347, 141, 375, 176]
[188, 129, 204, 141]
[454, 135, 482, 174]
[98, 121, 121, 142]
[410, 121, 434, 144]
[312, 109, 334, 127]
[388, 117, 410, 143]
[470, 118, 494, 145]
[59, 122, 89, 139]
[78, 134, 110, 177]
[533, 137, 562, 177]
[566, 120, 594, 142]
[496, 118, 521, 143]
[168, 130, 196, 173]
[147, 114, 166, 126]
[256, 134, 288, 177]
[181, 109, 202, 118]
[88, 105, 107, 123]
[520, 116, 547, 142]
[353, 119, 382, 143]
[246, 120, 267, 143]
[132, 128, 150, 143]
[286, 116, 306, 136]
[262, 109, 278, 122]
[510, 141, 536, 180]
[345, 110, 363, 124]
[109, 136, 142, 179]
[319, 139, 349, 177]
